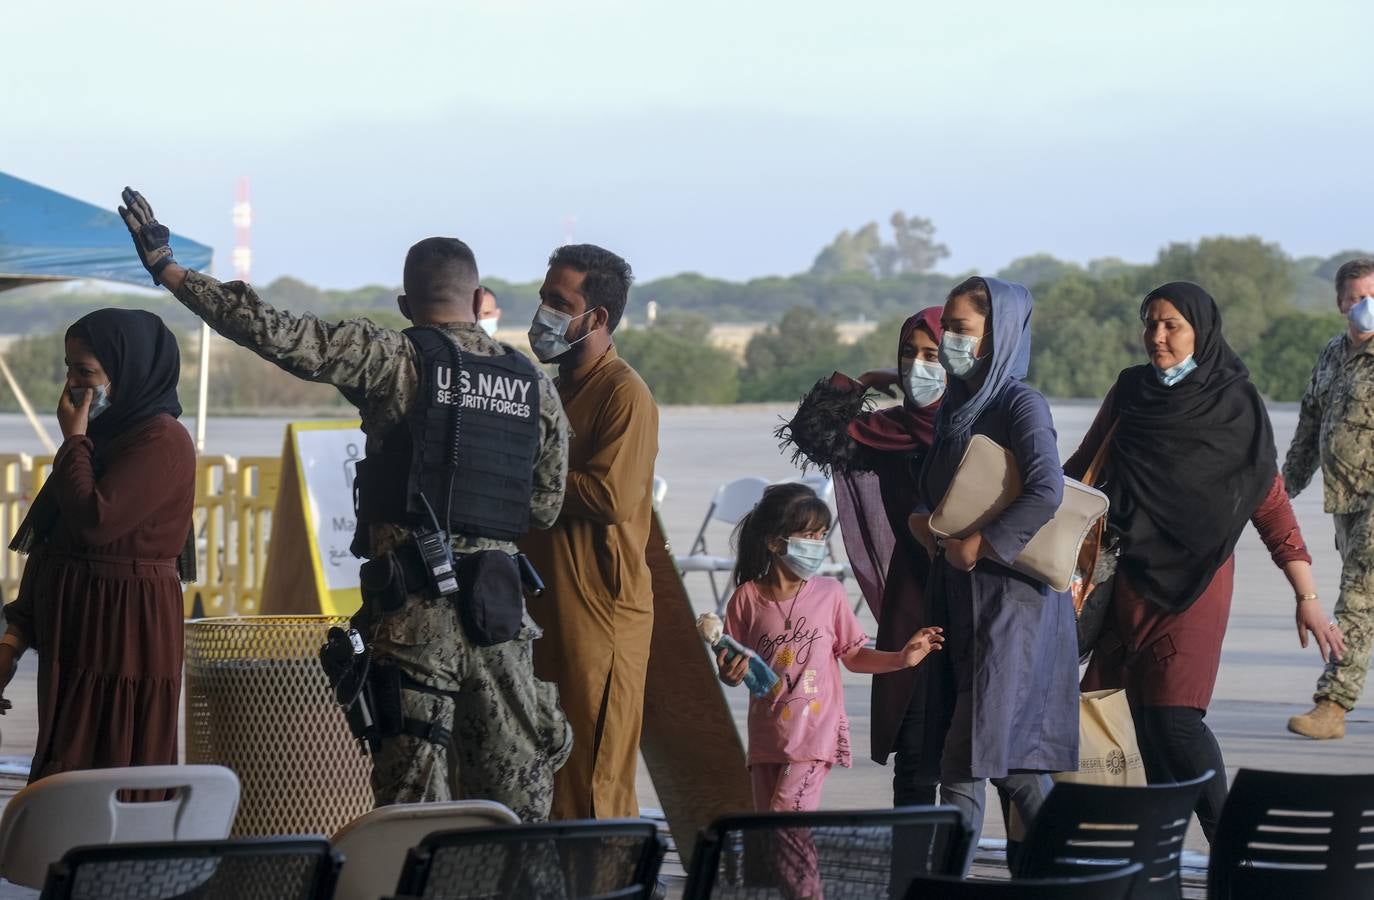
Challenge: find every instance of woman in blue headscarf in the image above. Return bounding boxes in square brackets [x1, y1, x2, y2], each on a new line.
[910, 276, 1080, 868]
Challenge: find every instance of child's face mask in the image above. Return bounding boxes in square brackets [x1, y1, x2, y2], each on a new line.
[777, 536, 827, 579]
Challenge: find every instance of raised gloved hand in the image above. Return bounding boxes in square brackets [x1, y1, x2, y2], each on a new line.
[118, 187, 175, 285]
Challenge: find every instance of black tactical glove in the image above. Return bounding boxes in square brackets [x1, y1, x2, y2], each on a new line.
[118, 186, 176, 285]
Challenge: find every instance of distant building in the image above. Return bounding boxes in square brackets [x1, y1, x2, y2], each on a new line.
[705, 321, 878, 361]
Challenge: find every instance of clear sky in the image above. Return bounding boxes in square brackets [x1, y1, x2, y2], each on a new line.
[4, 0, 1370, 288]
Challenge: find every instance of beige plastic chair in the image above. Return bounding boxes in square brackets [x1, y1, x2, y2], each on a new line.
[330, 799, 519, 900]
[0, 764, 240, 888]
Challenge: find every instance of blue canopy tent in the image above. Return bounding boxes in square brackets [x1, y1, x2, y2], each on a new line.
[0, 172, 213, 292]
[0, 172, 216, 452]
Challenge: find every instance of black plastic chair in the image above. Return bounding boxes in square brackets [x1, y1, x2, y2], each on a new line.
[1016, 771, 1213, 900]
[684, 806, 973, 900]
[39, 837, 341, 900]
[395, 819, 665, 899]
[904, 862, 1143, 899]
[1208, 768, 1374, 899]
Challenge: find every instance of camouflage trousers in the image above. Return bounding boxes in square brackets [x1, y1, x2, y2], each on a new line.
[360, 592, 572, 822]
[1316, 503, 1374, 710]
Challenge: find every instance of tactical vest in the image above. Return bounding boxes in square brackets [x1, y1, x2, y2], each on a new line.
[353, 326, 541, 550]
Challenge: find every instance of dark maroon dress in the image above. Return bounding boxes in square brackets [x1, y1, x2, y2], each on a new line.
[8, 415, 195, 780]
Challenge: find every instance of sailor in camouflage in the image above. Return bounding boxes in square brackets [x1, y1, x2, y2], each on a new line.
[118, 188, 571, 817]
[1283, 258, 1374, 738]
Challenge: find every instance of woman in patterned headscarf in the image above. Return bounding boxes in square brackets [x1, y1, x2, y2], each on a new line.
[779, 307, 951, 805]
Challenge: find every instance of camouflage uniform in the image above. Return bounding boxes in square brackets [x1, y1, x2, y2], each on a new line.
[174, 271, 572, 820]
[1283, 332, 1374, 711]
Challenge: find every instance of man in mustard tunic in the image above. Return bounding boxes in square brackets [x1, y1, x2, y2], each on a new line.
[520, 245, 660, 819]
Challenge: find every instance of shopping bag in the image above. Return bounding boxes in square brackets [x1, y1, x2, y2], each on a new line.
[1008, 688, 1146, 841]
[1056, 689, 1145, 786]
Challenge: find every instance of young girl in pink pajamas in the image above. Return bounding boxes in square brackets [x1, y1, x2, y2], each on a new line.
[717, 483, 943, 897]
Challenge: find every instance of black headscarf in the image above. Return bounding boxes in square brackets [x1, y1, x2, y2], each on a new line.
[1105, 282, 1276, 613]
[9, 309, 194, 580]
[76, 309, 184, 440]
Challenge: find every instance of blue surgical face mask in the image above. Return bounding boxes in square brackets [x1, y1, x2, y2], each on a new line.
[71, 384, 112, 420]
[777, 537, 827, 580]
[1349, 296, 1374, 334]
[938, 331, 984, 380]
[1155, 355, 1198, 387]
[528, 306, 596, 363]
[479, 317, 500, 337]
[902, 359, 945, 408]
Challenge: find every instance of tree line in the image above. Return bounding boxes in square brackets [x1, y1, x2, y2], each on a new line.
[0, 216, 1365, 413]
[618, 227, 1360, 405]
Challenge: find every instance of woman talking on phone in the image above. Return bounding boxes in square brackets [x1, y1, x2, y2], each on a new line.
[3, 309, 196, 781]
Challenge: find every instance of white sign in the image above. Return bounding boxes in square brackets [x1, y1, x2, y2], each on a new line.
[293, 424, 366, 592]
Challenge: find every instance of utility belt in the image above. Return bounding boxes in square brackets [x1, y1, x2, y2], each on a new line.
[358, 532, 545, 648]
[324, 530, 547, 755]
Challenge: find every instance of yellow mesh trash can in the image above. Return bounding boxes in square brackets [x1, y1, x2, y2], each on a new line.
[184, 615, 374, 836]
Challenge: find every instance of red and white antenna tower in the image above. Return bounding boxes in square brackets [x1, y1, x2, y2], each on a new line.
[232, 177, 252, 281]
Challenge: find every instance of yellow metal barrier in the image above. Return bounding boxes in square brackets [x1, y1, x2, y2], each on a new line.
[232, 456, 282, 616]
[0, 454, 34, 602]
[184, 456, 236, 618]
[4, 452, 287, 616]
[30, 456, 54, 493]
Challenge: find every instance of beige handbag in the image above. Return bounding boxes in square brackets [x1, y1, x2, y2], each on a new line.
[928, 434, 1108, 591]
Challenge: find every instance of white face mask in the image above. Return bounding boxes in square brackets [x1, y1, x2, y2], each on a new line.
[938, 331, 984, 380]
[1155, 354, 1198, 387]
[902, 359, 946, 408]
[71, 383, 112, 420]
[528, 305, 596, 363]
[479, 317, 500, 337]
[777, 536, 827, 579]
[1350, 296, 1374, 334]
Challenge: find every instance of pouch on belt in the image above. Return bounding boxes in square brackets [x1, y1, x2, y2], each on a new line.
[458, 550, 524, 646]
[359, 543, 428, 615]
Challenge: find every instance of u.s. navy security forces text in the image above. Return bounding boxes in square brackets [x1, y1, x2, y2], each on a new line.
[436, 366, 535, 419]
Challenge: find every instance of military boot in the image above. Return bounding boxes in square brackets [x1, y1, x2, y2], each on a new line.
[1287, 700, 1347, 740]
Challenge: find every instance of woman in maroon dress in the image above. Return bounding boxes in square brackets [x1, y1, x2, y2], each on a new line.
[2, 309, 195, 781]
[1066, 282, 1344, 842]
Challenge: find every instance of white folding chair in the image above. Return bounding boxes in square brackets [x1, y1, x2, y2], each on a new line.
[652, 476, 668, 510]
[673, 476, 771, 612]
[795, 473, 834, 505]
[331, 800, 519, 900]
[0, 764, 240, 888]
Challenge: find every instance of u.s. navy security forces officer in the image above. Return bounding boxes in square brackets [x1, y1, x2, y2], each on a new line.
[118, 188, 572, 820]
[1285, 258, 1374, 740]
